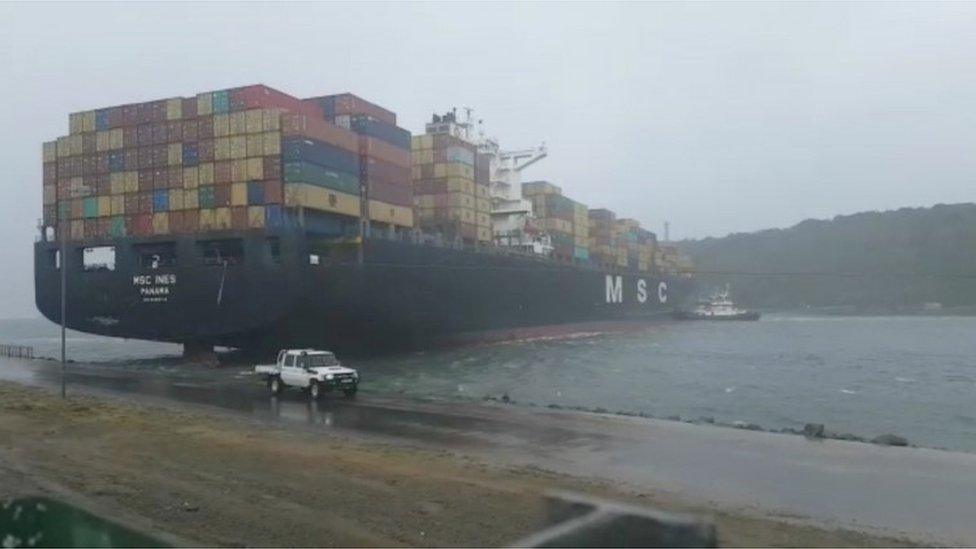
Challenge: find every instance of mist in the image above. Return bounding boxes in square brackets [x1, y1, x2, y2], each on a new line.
[2, 2, 975, 318]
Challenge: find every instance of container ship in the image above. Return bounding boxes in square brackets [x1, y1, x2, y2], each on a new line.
[33, 85, 694, 355]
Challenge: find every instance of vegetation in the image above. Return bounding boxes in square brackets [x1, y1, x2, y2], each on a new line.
[678, 203, 976, 311]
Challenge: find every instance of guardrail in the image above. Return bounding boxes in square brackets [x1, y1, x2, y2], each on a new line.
[0, 345, 34, 359]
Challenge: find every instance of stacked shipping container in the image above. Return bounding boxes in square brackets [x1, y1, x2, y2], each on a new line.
[42, 85, 414, 242]
[587, 208, 619, 268]
[410, 133, 491, 243]
[522, 181, 589, 262]
[303, 94, 413, 232]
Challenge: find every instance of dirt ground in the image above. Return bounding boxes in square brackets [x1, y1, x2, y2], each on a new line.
[0, 381, 916, 547]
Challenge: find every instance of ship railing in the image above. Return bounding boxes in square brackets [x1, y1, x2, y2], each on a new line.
[0, 345, 34, 359]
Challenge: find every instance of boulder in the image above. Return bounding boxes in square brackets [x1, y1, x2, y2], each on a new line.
[872, 434, 909, 447]
[803, 423, 826, 439]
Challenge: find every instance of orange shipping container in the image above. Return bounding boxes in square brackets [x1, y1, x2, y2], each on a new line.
[231, 182, 248, 206]
[152, 212, 169, 235]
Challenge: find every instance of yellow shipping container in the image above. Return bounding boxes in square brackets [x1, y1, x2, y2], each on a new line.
[97, 196, 112, 217]
[411, 135, 433, 150]
[214, 137, 231, 160]
[197, 92, 214, 116]
[214, 207, 232, 230]
[69, 112, 84, 135]
[213, 114, 230, 137]
[283, 183, 361, 217]
[71, 220, 84, 240]
[43, 141, 57, 162]
[111, 195, 125, 216]
[263, 132, 281, 155]
[231, 182, 248, 206]
[540, 217, 573, 234]
[198, 163, 215, 186]
[168, 143, 182, 165]
[368, 200, 414, 228]
[95, 131, 111, 152]
[262, 109, 282, 131]
[169, 188, 184, 210]
[198, 208, 215, 230]
[166, 98, 182, 120]
[42, 186, 56, 205]
[56, 136, 70, 158]
[228, 111, 247, 135]
[230, 159, 248, 182]
[152, 212, 169, 235]
[69, 135, 83, 156]
[246, 157, 264, 180]
[247, 206, 265, 229]
[230, 136, 247, 159]
[184, 189, 199, 210]
[124, 171, 139, 193]
[183, 166, 199, 189]
[246, 134, 263, 157]
[109, 173, 125, 194]
[245, 110, 263, 134]
[109, 129, 124, 150]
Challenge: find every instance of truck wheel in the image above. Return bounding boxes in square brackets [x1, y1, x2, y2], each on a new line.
[308, 381, 321, 400]
[268, 376, 282, 396]
[343, 385, 358, 398]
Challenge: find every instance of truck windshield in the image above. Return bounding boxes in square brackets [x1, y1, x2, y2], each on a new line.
[297, 354, 338, 368]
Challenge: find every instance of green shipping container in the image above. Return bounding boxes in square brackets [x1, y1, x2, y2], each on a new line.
[199, 185, 215, 209]
[58, 201, 70, 220]
[109, 216, 126, 238]
[83, 197, 98, 218]
[283, 161, 360, 196]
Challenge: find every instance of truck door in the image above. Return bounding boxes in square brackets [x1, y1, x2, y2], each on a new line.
[281, 353, 305, 387]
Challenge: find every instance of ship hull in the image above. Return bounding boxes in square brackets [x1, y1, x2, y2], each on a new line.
[35, 232, 693, 354]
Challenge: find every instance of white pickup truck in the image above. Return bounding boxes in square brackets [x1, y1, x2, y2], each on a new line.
[255, 349, 359, 399]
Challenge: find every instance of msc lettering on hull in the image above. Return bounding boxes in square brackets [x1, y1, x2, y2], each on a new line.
[605, 275, 667, 304]
[133, 274, 177, 303]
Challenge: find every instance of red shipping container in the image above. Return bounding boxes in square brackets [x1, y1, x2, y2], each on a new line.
[231, 206, 247, 230]
[183, 119, 199, 142]
[80, 155, 94, 176]
[198, 139, 214, 162]
[137, 147, 151, 169]
[236, 84, 322, 117]
[306, 93, 396, 126]
[361, 156, 409, 185]
[150, 100, 167, 123]
[182, 210, 200, 233]
[125, 193, 139, 213]
[123, 105, 140, 126]
[96, 218, 110, 239]
[138, 192, 153, 214]
[137, 103, 153, 125]
[214, 161, 232, 184]
[214, 183, 231, 207]
[137, 125, 152, 147]
[229, 88, 247, 111]
[84, 219, 97, 239]
[124, 149, 139, 171]
[82, 133, 96, 155]
[151, 122, 167, 145]
[181, 97, 198, 119]
[123, 127, 137, 148]
[359, 136, 410, 168]
[165, 121, 182, 142]
[136, 214, 153, 236]
[167, 167, 182, 188]
[70, 157, 83, 177]
[280, 113, 359, 154]
[43, 163, 57, 185]
[108, 106, 124, 129]
[94, 174, 110, 195]
[151, 145, 168, 167]
[138, 170, 154, 191]
[168, 210, 184, 234]
[95, 153, 109, 174]
[367, 179, 412, 207]
[264, 180, 282, 204]
[152, 169, 167, 189]
[262, 155, 281, 180]
[197, 116, 214, 139]
[57, 158, 68, 175]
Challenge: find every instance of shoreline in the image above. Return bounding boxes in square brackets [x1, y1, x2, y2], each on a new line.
[0, 380, 925, 547]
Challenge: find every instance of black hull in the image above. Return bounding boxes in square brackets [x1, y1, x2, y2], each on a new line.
[35, 232, 693, 354]
[672, 311, 760, 321]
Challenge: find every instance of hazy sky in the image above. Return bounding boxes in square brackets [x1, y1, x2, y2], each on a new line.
[1, 2, 974, 318]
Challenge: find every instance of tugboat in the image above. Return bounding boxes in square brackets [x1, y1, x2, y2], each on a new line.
[674, 285, 760, 321]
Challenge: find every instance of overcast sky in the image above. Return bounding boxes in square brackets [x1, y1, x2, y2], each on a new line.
[1, 2, 975, 318]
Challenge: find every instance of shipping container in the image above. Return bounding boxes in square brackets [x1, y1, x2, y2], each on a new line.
[283, 183, 361, 217]
[283, 162, 359, 196]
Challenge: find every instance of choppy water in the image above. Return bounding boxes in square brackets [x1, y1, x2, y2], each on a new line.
[3, 315, 975, 452]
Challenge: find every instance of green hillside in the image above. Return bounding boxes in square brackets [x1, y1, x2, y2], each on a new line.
[678, 203, 976, 311]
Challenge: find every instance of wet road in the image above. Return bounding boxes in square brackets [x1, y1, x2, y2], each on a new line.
[2, 357, 975, 544]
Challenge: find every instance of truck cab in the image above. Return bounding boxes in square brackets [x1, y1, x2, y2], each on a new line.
[255, 349, 359, 399]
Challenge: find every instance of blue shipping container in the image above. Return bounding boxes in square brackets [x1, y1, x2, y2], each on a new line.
[574, 246, 589, 260]
[212, 90, 230, 114]
[247, 181, 264, 204]
[198, 186, 215, 209]
[182, 143, 199, 167]
[108, 151, 125, 172]
[282, 138, 360, 174]
[95, 109, 110, 131]
[265, 204, 284, 229]
[153, 190, 169, 212]
[350, 116, 411, 150]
